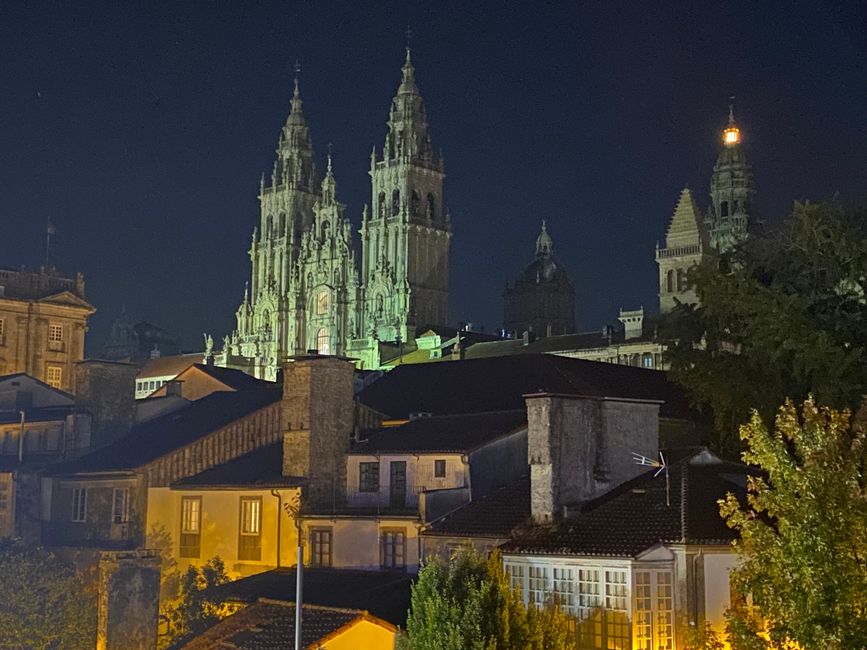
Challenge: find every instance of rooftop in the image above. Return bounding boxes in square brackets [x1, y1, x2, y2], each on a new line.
[353, 410, 527, 454]
[358, 354, 692, 420]
[424, 477, 531, 539]
[179, 599, 393, 650]
[499, 451, 750, 558]
[51, 388, 281, 474]
[172, 442, 303, 489]
[207, 567, 413, 627]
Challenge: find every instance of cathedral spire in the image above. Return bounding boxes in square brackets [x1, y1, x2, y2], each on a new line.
[722, 99, 741, 147]
[321, 146, 337, 204]
[536, 220, 554, 256]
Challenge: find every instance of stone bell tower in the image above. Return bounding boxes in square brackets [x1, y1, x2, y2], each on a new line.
[359, 47, 451, 346]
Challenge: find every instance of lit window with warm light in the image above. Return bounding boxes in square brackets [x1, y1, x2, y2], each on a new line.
[723, 126, 741, 146]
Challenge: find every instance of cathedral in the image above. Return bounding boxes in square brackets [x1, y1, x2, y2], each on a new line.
[656, 107, 756, 313]
[218, 48, 450, 378]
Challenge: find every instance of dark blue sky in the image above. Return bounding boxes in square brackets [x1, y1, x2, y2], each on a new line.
[1, 1, 865, 352]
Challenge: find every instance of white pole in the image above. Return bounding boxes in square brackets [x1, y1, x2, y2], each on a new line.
[295, 509, 303, 650]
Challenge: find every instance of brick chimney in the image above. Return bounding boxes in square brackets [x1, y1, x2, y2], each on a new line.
[525, 393, 659, 523]
[281, 356, 354, 510]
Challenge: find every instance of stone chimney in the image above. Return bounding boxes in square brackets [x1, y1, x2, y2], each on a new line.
[526, 393, 659, 523]
[281, 356, 354, 510]
[96, 550, 160, 650]
[74, 360, 138, 449]
[618, 307, 645, 341]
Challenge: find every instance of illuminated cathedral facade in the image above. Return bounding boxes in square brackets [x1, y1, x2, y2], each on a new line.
[219, 49, 450, 378]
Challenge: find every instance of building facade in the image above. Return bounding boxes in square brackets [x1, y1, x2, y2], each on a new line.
[221, 48, 450, 377]
[656, 189, 708, 313]
[0, 267, 95, 392]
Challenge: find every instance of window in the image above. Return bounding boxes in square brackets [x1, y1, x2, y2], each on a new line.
[676, 268, 685, 292]
[665, 269, 673, 293]
[505, 563, 525, 597]
[391, 189, 400, 216]
[0, 318, 4, 339]
[71, 488, 87, 522]
[604, 569, 630, 647]
[528, 565, 550, 606]
[426, 193, 436, 220]
[642, 354, 654, 368]
[238, 497, 262, 561]
[316, 290, 329, 315]
[315, 328, 330, 355]
[411, 190, 420, 217]
[378, 192, 386, 219]
[434, 459, 446, 478]
[380, 529, 406, 569]
[552, 567, 574, 615]
[359, 462, 379, 492]
[180, 496, 201, 558]
[46, 366, 62, 389]
[634, 570, 674, 650]
[310, 528, 333, 567]
[48, 323, 63, 342]
[112, 488, 130, 524]
[720, 200, 729, 217]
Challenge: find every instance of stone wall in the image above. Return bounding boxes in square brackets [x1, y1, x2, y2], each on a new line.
[74, 360, 138, 448]
[96, 549, 160, 650]
[526, 394, 659, 523]
[282, 357, 353, 510]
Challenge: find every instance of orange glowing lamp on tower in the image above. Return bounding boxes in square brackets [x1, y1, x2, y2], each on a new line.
[723, 102, 741, 147]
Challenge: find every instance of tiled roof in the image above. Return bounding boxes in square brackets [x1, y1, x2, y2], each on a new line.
[137, 354, 200, 379]
[179, 599, 391, 650]
[352, 410, 527, 454]
[500, 453, 749, 557]
[50, 388, 281, 474]
[172, 442, 303, 489]
[358, 354, 692, 420]
[208, 568, 413, 626]
[183, 364, 270, 391]
[425, 477, 531, 539]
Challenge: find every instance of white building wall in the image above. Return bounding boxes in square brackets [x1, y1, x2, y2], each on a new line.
[345, 453, 466, 508]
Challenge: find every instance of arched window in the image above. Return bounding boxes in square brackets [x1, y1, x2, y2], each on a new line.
[720, 201, 729, 217]
[392, 189, 400, 216]
[666, 270, 674, 293]
[265, 215, 273, 238]
[375, 295, 384, 318]
[378, 192, 386, 219]
[426, 193, 436, 220]
[277, 213, 286, 236]
[411, 190, 420, 218]
[316, 328, 330, 355]
[676, 269, 685, 292]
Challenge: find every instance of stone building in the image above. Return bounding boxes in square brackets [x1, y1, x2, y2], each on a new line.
[504, 222, 576, 338]
[656, 107, 757, 313]
[0, 266, 95, 391]
[221, 47, 450, 376]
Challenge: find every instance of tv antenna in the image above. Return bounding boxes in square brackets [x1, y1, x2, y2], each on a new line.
[632, 451, 670, 507]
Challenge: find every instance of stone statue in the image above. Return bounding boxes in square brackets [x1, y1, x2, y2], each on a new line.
[203, 333, 214, 357]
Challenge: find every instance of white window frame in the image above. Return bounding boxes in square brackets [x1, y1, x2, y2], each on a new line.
[71, 487, 87, 522]
[181, 496, 201, 534]
[240, 497, 261, 536]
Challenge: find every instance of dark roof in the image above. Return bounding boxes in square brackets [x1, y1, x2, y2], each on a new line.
[425, 477, 531, 539]
[208, 568, 413, 627]
[138, 354, 200, 378]
[184, 363, 270, 391]
[464, 328, 659, 360]
[353, 410, 527, 454]
[51, 388, 281, 474]
[358, 354, 693, 420]
[500, 452, 750, 557]
[180, 600, 388, 650]
[0, 405, 75, 425]
[172, 442, 303, 489]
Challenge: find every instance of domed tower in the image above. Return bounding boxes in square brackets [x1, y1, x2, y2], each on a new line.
[705, 105, 756, 252]
[503, 221, 576, 338]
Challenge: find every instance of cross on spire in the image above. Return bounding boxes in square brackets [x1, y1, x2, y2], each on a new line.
[405, 25, 412, 50]
[293, 59, 302, 79]
[728, 95, 736, 125]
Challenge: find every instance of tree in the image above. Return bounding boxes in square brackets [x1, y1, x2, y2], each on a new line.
[719, 398, 867, 649]
[682, 622, 726, 650]
[663, 201, 867, 453]
[161, 556, 230, 645]
[400, 548, 575, 650]
[0, 538, 96, 649]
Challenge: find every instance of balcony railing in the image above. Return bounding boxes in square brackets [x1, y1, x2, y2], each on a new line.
[344, 484, 427, 513]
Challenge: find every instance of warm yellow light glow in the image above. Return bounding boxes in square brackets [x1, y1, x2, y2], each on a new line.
[723, 126, 741, 146]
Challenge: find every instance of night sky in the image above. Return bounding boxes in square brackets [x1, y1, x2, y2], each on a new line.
[2, 1, 866, 353]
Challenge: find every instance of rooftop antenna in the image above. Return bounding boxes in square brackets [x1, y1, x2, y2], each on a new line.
[632, 451, 670, 506]
[45, 218, 56, 268]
